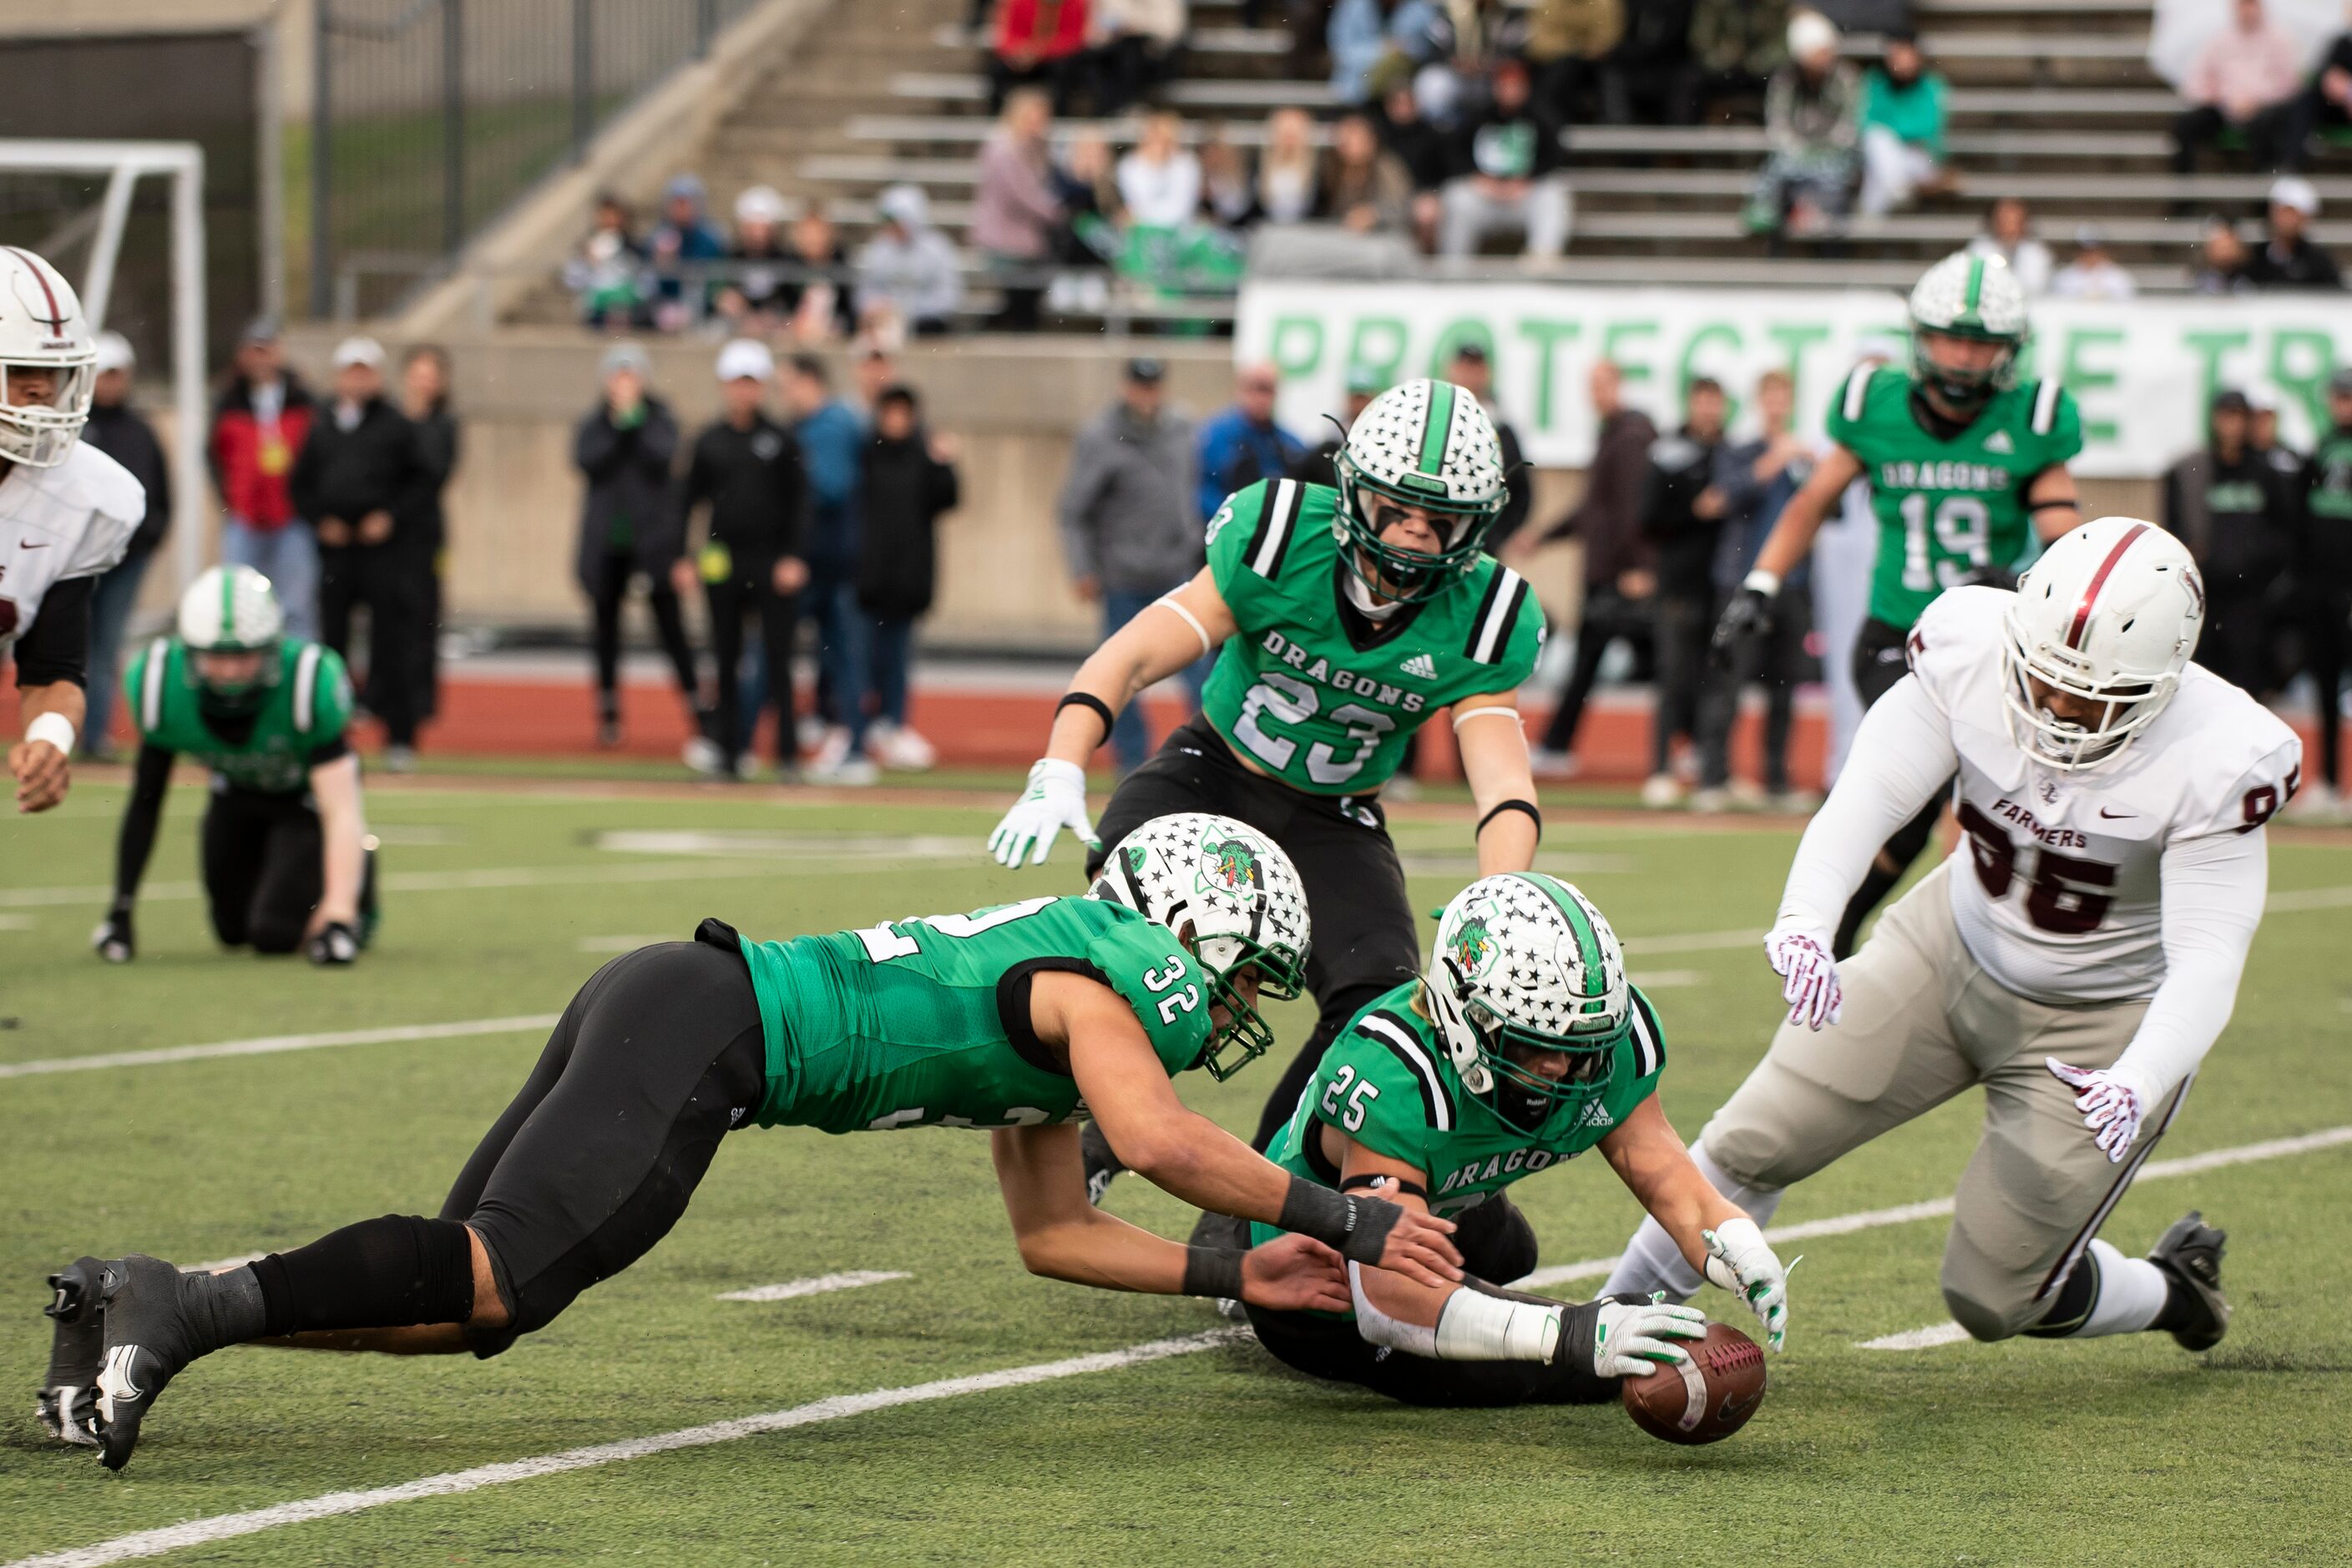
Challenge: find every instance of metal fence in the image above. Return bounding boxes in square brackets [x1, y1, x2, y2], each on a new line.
[311, 0, 764, 319]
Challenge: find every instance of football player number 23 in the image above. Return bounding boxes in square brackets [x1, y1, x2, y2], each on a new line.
[1232, 670, 1396, 785]
[1954, 802, 2116, 933]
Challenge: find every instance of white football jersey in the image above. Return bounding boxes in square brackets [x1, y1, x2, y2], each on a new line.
[1907, 586, 2301, 1005]
[0, 440, 144, 656]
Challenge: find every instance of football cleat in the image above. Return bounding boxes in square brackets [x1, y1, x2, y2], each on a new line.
[38, 1257, 108, 1446]
[2146, 1211, 2229, 1353]
[91, 1254, 204, 1471]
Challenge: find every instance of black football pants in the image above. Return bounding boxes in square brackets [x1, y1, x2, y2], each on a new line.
[705, 574, 799, 768]
[202, 787, 324, 953]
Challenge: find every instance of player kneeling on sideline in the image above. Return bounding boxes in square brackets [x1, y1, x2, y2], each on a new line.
[1223, 873, 1791, 1406]
[94, 566, 374, 967]
[1607, 518, 2299, 1350]
[41, 813, 1463, 1469]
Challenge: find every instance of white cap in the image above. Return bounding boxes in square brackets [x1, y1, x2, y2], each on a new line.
[93, 331, 134, 375]
[2271, 175, 2320, 215]
[876, 184, 929, 227]
[734, 184, 787, 225]
[331, 335, 386, 370]
[715, 337, 775, 383]
[1788, 9, 1840, 59]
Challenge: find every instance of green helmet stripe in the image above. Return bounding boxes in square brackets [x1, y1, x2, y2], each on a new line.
[219, 569, 235, 642]
[1416, 382, 1456, 477]
[1530, 873, 1607, 997]
[1962, 255, 1985, 316]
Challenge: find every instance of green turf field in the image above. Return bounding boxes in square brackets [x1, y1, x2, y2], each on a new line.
[6, 776, 2351, 1565]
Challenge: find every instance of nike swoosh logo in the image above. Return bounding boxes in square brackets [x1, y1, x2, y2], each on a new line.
[1717, 1390, 1760, 1422]
[2098, 807, 2135, 819]
[19, 539, 50, 549]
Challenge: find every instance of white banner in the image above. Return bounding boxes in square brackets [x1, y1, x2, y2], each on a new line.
[1234, 281, 2352, 478]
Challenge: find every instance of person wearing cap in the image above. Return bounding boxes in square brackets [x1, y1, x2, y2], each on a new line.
[2247, 176, 2343, 289]
[574, 342, 699, 750]
[1743, 12, 1861, 237]
[2050, 225, 2137, 301]
[2162, 387, 2299, 699]
[854, 184, 964, 339]
[1445, 341, 1531, 549]
[291, 336, 432, 769]
[210, 317, 319, 640]
[1857, 30, 1949, 218]
[2243, 382, 2301, 476]
[2170, 0, 2304, 176]
[1438, 58, 1572, 259]
[1057, 356, 1202, 771]
[2293, 365, 2352, 816]
[675, 339, 809, 781]
[80, 331, 173, 762]
[1288, 362, 1384, 489]
[715, 185, 796, 334]
[647, 174, 726, 331]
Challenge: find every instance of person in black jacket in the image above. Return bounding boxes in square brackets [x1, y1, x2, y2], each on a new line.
[397, 345, 459, 740]
[1448, 341, 1532, 550]
[1438, 59, 1573, 258]
[2162, 388, 2300, 698]
[291, 336, 429, 766]
[2296, 366, 2352, 813]
[575, 342, 699, 750]
[80, 331, 170, 762]
[1640, 377, 1728, 805]
[857, 385, 961, 772]
[676, 339, 809, 781]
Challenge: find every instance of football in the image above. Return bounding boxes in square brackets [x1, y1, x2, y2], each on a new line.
[1621, 1323, 1768, 1445]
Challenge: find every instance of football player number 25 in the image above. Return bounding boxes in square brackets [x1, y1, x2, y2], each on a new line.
[1320, 1065, 1380, 1132]
[1232, 670, 1395, 785]
[1898, 493, 1991, 592]
[1954, 802, 2116, 933]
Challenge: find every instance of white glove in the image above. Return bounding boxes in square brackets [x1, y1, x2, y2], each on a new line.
[1702, 1216, 1791, 1352]
[1591, 1297, 1707, 1378]
[2047, 1058, 2147, 1163]
[987, 758, 1098, 868]
[1763, 922, 1842, 1030]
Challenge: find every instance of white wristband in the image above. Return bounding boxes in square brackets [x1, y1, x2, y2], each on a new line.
[1742, 569, 1783, 597]
[1433, 1286, 1562, 1363]
[24, 711, 76, 754]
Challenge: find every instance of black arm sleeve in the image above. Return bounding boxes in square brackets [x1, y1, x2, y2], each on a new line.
[11, 574, 94, 688]
[112, 742, 175, 909]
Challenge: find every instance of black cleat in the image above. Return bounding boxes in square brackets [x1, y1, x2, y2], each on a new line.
[92, 1255, 204, 1471]
[38, 1257, 107, 1446]
[1080, 1120, 1125, 1206]
[2147, 1211, 2230, 1353]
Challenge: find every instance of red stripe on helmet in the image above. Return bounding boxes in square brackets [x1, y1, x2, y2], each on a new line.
[2066, 523, 2149, 650]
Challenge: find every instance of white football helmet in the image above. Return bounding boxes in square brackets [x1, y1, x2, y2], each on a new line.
[1331, 377, 1510, 604]
[1089, 812, 1313, 1080]
[2002, 516, 2203, 771]
[1424, 873, 1632, 1131]
[0, 247, 96, 467]
[1908, 250, 2029, 412]
[179, 565, 286, 712]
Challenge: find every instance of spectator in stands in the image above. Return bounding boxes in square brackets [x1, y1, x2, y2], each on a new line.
[714, 185, 795, 336]
[1318, 110, 1415, 234]
[1290, 362, 1385, 488]
[565, 193, 647, 329]
[1087, 0, 1185, 115]
[2287, 23, 2352, 170]
[1199, 127, 1262, 230]
[1637, 376, 1728, 809]
[1257, 107, 1323, 225]
[1329, 0, 1444, 106]
[210, 318, 319, 640]
[1052, 132, 1123, 265]
[2051, 225, 2138, 301]
[783, 353, 876, 783]
[2190, 213, 2255, 293]
[2294, 366, 2352, 814]
[989, 0, 1091, 114]
[78, 332, 169, 762]
[974, 89, 1065, 330]
[574, 342, 697, 751]
[295, 336, 430, 770]
[1525, 360, 1657, 778]
[396, 345, 458, 741]
[1694, 366, 1812, 812]
[1743, 10, 1859, 237]
[1601, 0, 1700, 125]
[1059, 356, 1202, 770]
[855, 339, 900, 414]
[676, 339, 808, 782]
[2163, 387, 2299, 698]
[2248, 176, 2344, 288]
[1197, 362, 1307, 525]
[1966, 195, 2055, 296]
[1439, 58, 1573, 257]
[1448, 341, 1532, 549]
[2171, 0, 2304, 175]
[857, 386, 961, 773]
[1525, 0, 1624, 124]
[1692, 0, 1788, 115]
[647, 174, 726, 332]
[856, 185, 964, 338]
[1117, 111, 1205, 228]
[779, 208, 856, 343]
[1857, 29, 1949, 218]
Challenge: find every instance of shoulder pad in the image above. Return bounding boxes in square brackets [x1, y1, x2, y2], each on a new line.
[1351, 1007, 1459, 1136]
[1462, 563, 1537, 668]
[1236, 476, 1312, 579]
[48, 440, 148, 522]
[1905, 586, 2009, 715]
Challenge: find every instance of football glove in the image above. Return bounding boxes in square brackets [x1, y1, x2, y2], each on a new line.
[2047, 1058, 2147, 1163]
[1703, 1216, 1791, 1352]
[1592, 1296, 1707, 1378]
[1954, 563, 2020, 593]
[1710, 584, 1777, 668]
[307, 920, 360, 966]
[1763, 922, 1842, 1030]
[91, 907, 134, 964]
[987, 758, 1098, 867]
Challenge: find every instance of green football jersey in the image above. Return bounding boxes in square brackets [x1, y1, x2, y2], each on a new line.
[1200, 477, 1545, 797]
[124, 636, 353, 795]
[736, 895, 1212, 1134]
[1825, 363, 2083, 629]
[1249, 979, 1666, 1262]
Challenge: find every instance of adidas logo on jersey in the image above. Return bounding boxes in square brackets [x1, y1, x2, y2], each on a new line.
[1576, 1099, 1617, 1132]
[1983, 429, 2015, 454]
[1399, 653, 1437, 680]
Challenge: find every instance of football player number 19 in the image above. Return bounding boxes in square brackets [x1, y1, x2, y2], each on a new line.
[1899, 493, 1992, 592]
[1233, 670, 1396, 785]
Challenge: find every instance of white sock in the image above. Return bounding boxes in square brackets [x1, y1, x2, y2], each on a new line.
[1599, 1142, 1785, 1302]
[2069, 1240, 2172, 1338]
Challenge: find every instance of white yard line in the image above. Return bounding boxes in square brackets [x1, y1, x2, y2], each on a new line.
[2, 1330, 1244, 1568]
[716, 1271, 910, 1302]
[0, 858, 804, 908]
[0, 1016, 562, 1080]
[1858, 1322, 1975, 1351]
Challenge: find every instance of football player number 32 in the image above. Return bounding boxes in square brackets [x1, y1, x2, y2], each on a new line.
[1232, 670, 1395, 786]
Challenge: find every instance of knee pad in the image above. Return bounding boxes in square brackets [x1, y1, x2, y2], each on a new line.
[249, 920, 305, 955]
[1940, 1282, 2030, 1344]
[1453, 1196, 1539, 1287]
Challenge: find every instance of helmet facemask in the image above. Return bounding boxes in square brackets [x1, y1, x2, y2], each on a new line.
[1909, 327, 2019, 416]
[1333, 452, 1503, 607]
[0, 356, 95, 468]
[1187, 924, 1308, 1080]
[1999, 619, 2175, 771]
[1443, 970, 1621, 1131]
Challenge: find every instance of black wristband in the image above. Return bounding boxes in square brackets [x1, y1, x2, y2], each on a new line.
[1476, 798, 1541, 841]
[1339, 1171, 1429, 1201]
[1056, 691, 1117, 745]
[1277, 1175, 1404, 1266]
[1180, 1245, 1247, 1300]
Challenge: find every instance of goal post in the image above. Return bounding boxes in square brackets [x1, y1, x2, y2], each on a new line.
[0, 139, 208, 599]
